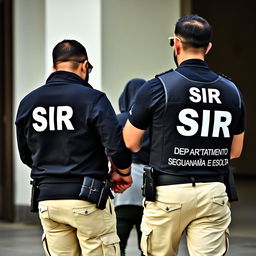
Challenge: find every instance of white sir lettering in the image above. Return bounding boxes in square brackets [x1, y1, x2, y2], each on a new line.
[32, 106, 74, 132]
[212, 111, 231, 138]
[177, 87, 231, 138]
[32, 107, 47, 132]
[177, 108, 232, 138]
[177, 109, 198, 136]
[189, 87, 222, 104]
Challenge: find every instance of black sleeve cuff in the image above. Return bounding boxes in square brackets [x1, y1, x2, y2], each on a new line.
[111, 148, 132, 169]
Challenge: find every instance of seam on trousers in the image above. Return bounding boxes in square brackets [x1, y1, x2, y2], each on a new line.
[44, 235, 52, 256]
[222, 229, 229, 256]
[109, 200, 112, 214]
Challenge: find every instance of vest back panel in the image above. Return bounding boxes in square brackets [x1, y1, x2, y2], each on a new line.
[150, 70, 242, 176]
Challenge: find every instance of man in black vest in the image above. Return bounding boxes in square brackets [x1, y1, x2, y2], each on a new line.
[16, 39, 132, 256]
[123, 15, 245, 256]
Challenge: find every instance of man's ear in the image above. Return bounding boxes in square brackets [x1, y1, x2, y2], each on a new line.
[205, 42, 212, 55]
[80, 60, 88, 80]
[81, 60, 87, 73]
[175, 39, 182, 55]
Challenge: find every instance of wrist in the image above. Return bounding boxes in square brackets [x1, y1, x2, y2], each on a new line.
[115, 169, 131, 177]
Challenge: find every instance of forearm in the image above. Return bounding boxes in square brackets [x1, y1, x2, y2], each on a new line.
[16, 127, 33, 167]
[123, 120, 145, 152]
[230, 132, 244, 159]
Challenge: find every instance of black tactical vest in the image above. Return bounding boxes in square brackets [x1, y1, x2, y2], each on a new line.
[150, 70, 242, 176]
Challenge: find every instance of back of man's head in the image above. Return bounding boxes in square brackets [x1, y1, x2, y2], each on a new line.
[175, 15, 212, 49]
[52, 39, 88, 69]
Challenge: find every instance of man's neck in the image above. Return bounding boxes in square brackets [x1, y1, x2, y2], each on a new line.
[55, 67, 83, 79]
[178, 54, 205, 65]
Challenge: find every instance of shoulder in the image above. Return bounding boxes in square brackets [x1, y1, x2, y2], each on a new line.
[133, 78, 165, 106]
[139, 71, 174, 94]
[86, 87, 106, 99]
[66, 84, 108, 105]
[18, 85, 45, 105]
[155, 69, 174, 78]
[217, 72, 233, 81]
[70, 83, 105, 97]
[217, 72, 240, 92]
[216, 73, 244, 107]
[216, 72, 241, 91]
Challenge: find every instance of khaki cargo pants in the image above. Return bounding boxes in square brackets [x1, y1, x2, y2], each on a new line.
[39, 199, 120, 256]
[141, 182, 231, 256]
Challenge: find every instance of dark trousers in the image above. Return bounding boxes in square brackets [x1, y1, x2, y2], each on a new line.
[115, 205, 144, 255]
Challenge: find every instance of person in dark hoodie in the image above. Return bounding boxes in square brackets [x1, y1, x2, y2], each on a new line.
[114, 78, 150, 256]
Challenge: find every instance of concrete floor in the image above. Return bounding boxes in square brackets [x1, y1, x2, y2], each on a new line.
[0, 176, 255, 256]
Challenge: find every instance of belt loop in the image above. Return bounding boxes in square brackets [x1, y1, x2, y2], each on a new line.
[191, 177, 196, 187]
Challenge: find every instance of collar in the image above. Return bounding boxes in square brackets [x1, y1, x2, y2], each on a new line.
[46, 71, 92, 88]
[179, 59, 209, 69]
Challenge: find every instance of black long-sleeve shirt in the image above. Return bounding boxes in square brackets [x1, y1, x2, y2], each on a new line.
[15, 71, 131, 200]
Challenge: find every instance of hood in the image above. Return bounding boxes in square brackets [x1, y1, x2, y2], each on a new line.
[118, 78, 146, 113]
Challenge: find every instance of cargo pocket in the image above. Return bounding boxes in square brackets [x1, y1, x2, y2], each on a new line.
[208, 194, 230, 221]
[213, 194, 229, 206]
[140, 225, 153, 256]
[39, 205, 59, 230]
[73, 205, 104, 237]
[155, 201, 181, 213]
[101, 233, 120, 256]
[42, 233, 51, 256]
[145, 201, 181, 217]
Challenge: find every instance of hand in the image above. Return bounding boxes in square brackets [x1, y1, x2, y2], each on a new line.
[110, 170, 132, 193]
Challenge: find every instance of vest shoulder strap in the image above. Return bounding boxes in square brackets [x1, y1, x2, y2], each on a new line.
[156, 70, 182, 108]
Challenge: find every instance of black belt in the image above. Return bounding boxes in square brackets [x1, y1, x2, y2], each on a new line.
[156, 174, 225, 187]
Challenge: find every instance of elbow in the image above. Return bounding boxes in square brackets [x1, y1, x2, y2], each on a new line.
[230, 151, 242, 159]
[123, 134, 142, 152]
[125, 142, 141, 153]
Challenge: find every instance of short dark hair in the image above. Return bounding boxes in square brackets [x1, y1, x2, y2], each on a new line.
[52, 39, 88, 68]
[175, 15, 212, 48]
